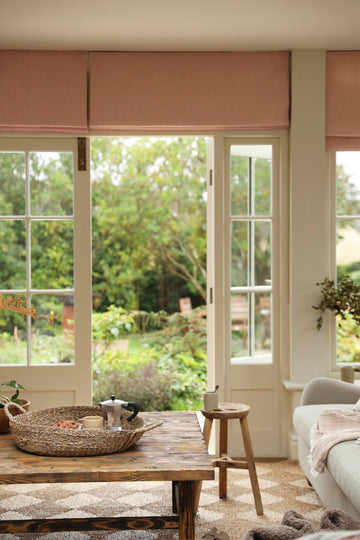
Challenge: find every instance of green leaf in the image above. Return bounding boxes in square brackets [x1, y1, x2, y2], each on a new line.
[1, 380, 25, 390]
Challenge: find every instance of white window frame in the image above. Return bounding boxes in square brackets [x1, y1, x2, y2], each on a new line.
[330, 151, 360, 372]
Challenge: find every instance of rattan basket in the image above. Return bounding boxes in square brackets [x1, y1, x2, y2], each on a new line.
[4, 403, 162, 457]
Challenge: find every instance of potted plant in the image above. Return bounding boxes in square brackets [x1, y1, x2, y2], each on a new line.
[313, 275, 360, 374]
[313, 274, 360, 331]
[0, 380, 30, 434]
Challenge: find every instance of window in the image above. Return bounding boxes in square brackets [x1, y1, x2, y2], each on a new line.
[0, 145, 76, 365]
[227, 144, 273, 364]
[335, 152, 360, 362]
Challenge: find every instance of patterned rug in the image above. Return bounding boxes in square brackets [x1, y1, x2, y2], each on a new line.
[0, 460, 326, 539]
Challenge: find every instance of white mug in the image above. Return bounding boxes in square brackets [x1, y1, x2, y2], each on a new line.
[203, 392, 218, 410]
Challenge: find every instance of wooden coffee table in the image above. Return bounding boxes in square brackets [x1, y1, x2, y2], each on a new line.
[0, 410, 214, 539]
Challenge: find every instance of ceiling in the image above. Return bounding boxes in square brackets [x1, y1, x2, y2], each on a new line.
[2, 0, 360, 52]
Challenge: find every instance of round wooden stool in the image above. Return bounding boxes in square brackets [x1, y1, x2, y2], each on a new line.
[201, 402, 263, 515]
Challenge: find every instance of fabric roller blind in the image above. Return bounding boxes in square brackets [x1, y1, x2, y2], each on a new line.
[326, 52, 360, 151]
[89, 52, 290, 131]
[0, 51, 88, 132]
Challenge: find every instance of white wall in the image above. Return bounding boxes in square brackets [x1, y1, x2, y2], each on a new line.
[285, 50, 333, 457]
[289, 50, 332, 384]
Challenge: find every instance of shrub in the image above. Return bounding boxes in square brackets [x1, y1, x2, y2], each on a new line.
[151, 309, 207, 407]
[92, 350, 175, 411]
[92, 306, 135, 348]
[92, 306, 208, 411]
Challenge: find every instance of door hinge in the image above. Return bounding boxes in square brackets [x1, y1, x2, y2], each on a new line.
[209, 169, 213, 186]
[78, 137, 87, 171]
[209, 287, 213, 304]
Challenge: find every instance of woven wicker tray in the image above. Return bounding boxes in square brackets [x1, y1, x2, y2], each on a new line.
[4, 403, 162, 457]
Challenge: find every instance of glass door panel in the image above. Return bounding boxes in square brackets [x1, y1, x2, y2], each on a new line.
[231, 292, 249, 358]
[0, 147, 75, 366]
[229, 144, 273, 363]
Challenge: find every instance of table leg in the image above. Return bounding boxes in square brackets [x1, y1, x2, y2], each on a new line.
[178, 480, 195, 540]
[219, 418, 228, 498]
[172, 481, 179, 513]
[194, 416, 213, 512]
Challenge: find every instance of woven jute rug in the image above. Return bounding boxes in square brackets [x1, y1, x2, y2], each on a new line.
[0, 460, 325, 539]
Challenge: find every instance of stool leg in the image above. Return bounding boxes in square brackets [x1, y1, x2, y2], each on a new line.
[219, 418, 228, 499]
[239, 416, 263, 515]
[194, 417, 213, 512]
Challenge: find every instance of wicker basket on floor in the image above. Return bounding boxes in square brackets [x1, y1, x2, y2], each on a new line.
[4, 403, 162, 457]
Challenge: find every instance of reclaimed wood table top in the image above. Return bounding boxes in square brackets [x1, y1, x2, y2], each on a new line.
[0, 410, 214, 485]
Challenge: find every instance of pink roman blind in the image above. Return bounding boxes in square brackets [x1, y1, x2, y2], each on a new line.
[326, 52, 360, 151]
[89, 52, 290, 130]
[0, 51, 88, 132]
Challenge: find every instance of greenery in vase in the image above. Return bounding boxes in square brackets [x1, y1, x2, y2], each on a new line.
[313, 274, 360, 331]
[0, 380, 25, 408]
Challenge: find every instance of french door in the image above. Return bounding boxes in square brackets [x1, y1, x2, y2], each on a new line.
[208, 133, 287, 457]
[0, 138, 92, 408]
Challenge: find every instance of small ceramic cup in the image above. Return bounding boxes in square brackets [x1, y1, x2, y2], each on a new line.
[203, 392, 218, 411]
[79, 416, 104, 429]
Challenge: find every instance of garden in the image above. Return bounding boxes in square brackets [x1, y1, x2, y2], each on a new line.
[0, 136, 209, 411]
[92, 305, 207, 410]
[1, 136, 360, 408]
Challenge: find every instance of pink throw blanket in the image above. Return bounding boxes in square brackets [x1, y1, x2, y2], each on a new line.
[309, 408, 360, 476]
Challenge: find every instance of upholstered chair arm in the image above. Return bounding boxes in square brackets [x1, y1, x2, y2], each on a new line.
[300, 377, 360, 406]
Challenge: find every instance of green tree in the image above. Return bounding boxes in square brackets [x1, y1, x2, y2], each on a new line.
[91, 137, 207, 312]
[336, 163, 360, 217]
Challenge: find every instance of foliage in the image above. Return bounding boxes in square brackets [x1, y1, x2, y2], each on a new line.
[0, 380, 25, 408]
[0, 152, 74, 292]
[92, 351, 175, 411]
[149, 309, 207, 405]
[230, 155, 272, 287]
[92, 307, 135, 347]
[0, 138, 207, 326]
[91, 137, 207, 312]
[92, 306, 168, 361]
[92, 308, 207, 411]
[31, 330, 74, 364]
[337, 261, 360, 283]
[152, 309, 207, 360]
[313, 274, 360, 330]
[336, 163, 360, 217]
[337, 313, 360, 363]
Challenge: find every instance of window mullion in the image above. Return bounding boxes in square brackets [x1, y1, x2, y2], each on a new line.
[25, 150, 32, 366]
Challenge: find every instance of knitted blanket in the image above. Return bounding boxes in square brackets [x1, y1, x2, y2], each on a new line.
[242, 509, 360, 540]
[309, 409, 360, 476]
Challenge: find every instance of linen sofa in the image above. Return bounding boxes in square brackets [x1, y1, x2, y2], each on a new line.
[293, 377, 360, 518]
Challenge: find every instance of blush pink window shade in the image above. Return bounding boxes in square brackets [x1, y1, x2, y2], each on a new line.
[0, 51, 88, 132]
[89, 52, 290, 130]
[326, 52, 360, 151]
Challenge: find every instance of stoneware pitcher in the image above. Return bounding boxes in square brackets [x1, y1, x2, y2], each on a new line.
[99, 395, 139, 430]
